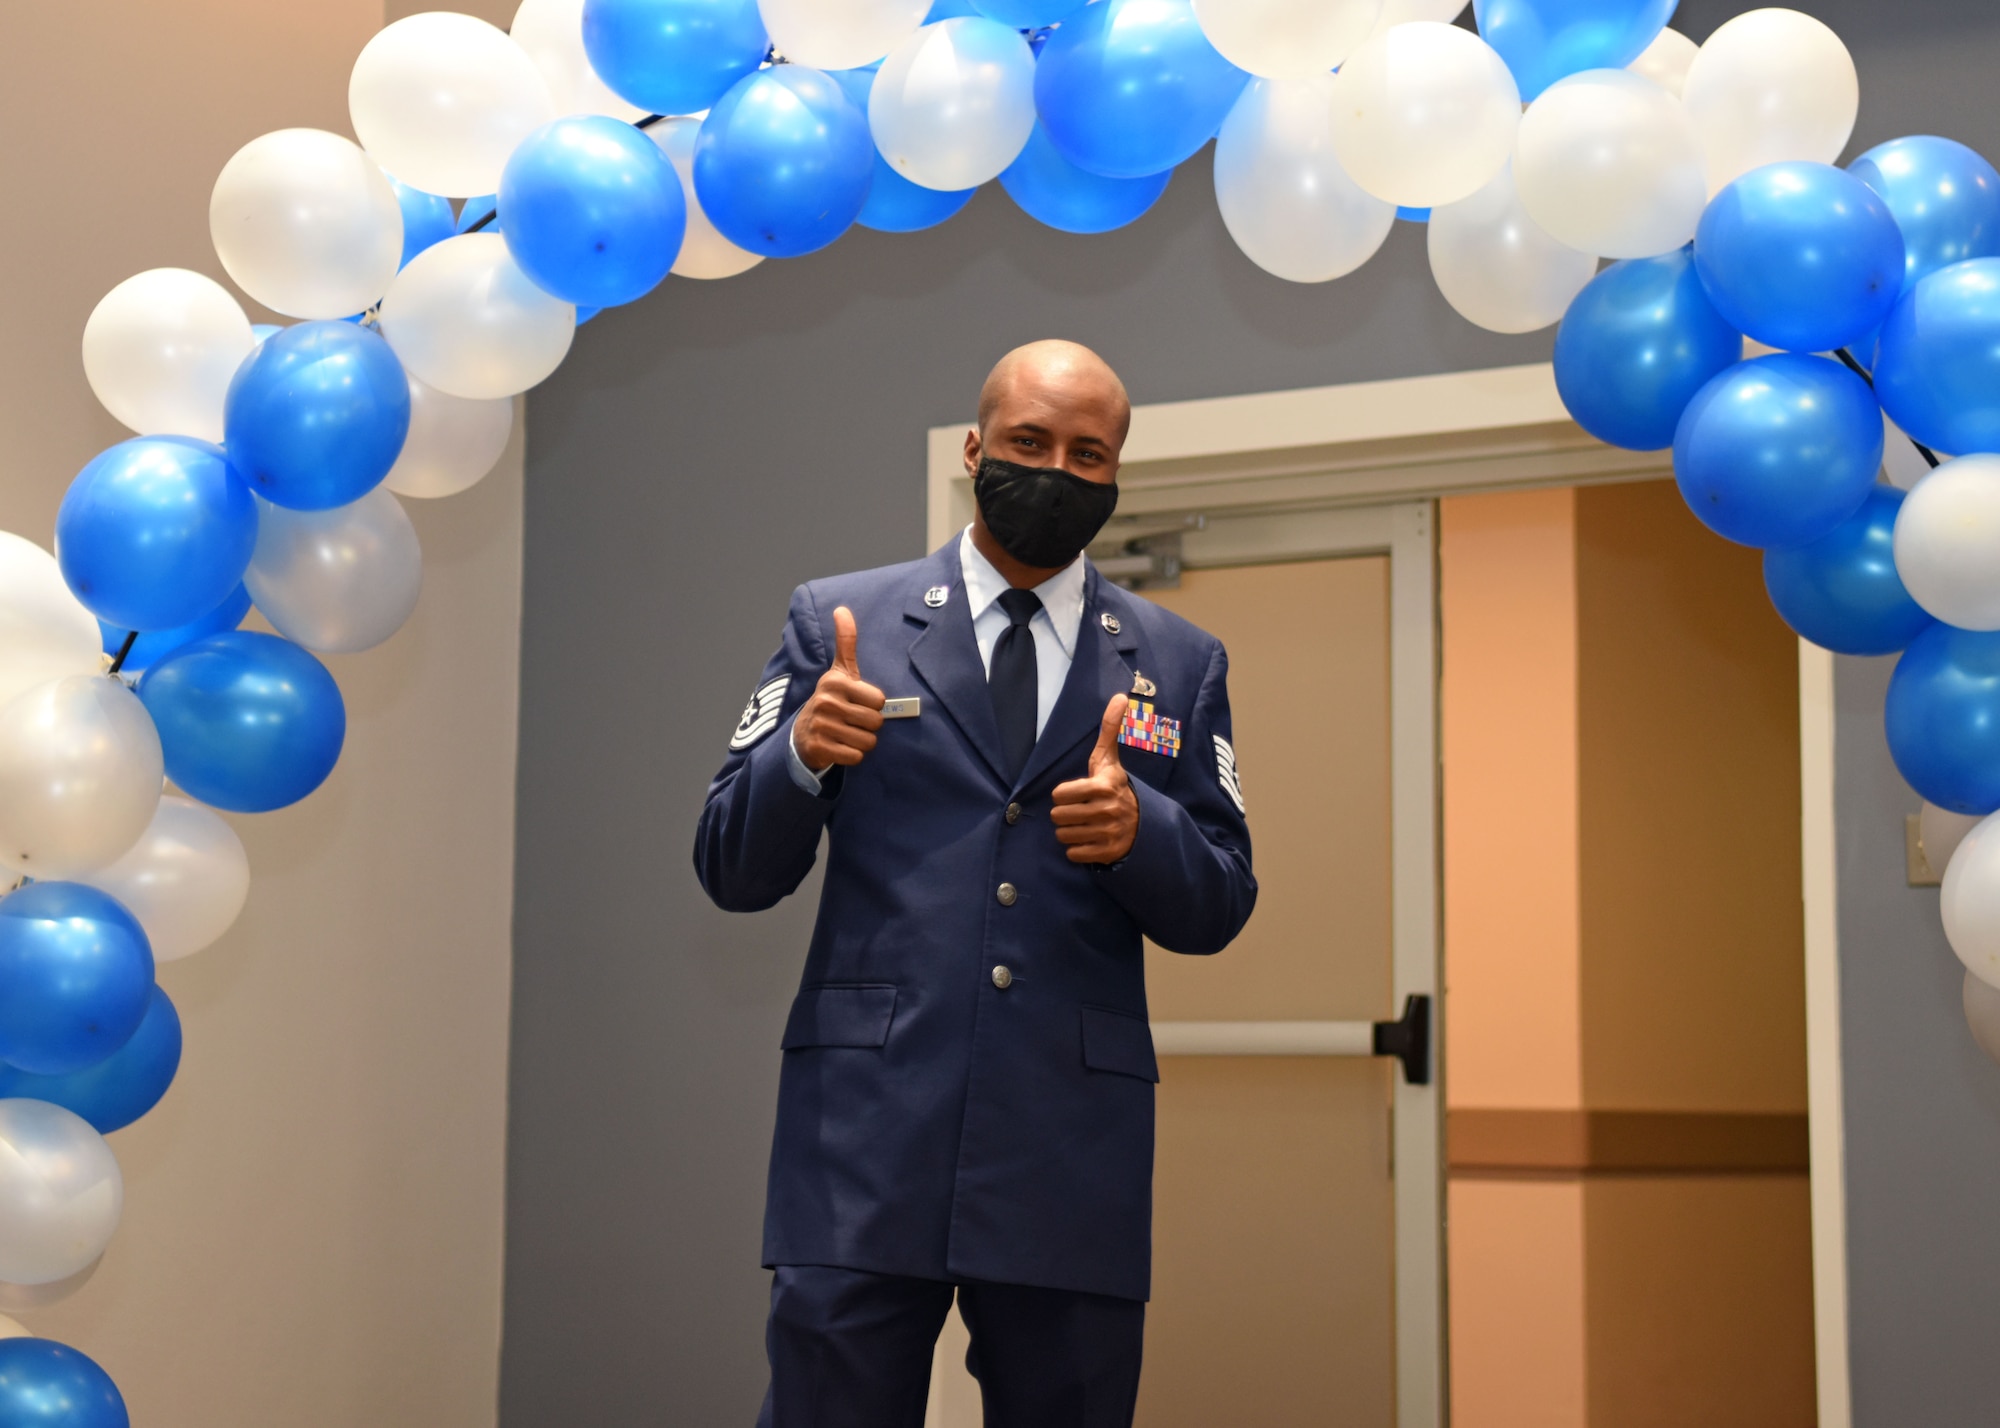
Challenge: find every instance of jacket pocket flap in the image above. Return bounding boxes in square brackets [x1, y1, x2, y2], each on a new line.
[1080, 1006, 1159, 1082]
[782, 984, 897, 1050]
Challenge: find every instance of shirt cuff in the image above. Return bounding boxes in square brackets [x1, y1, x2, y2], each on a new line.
[785, 714, 829, 795]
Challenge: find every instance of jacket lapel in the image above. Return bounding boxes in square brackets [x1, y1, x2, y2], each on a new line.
[904, 544, 1011, 789]
[1014, 565, 1134, 797]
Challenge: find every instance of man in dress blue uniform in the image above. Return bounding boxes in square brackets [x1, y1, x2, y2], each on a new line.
[695, 341, 1257, 1427]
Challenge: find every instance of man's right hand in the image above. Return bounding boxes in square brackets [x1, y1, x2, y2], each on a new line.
[793, 606, 885, 771]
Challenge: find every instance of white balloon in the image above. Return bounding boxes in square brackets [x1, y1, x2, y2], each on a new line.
[0, 1102, 122, 1287]
[1681, 8, 1858, 194]
[1965, 970, 2000, 1066]
[1329, 22, 1520, 209]
[870, 19, 1036, 191]
[378, 234, 575, 400]
[349, 13, 556, 197]
[210, 129, 404, 320]
[1894, 455, 2000, 630]
[245, 491, 422, 655]
[0, 677, 162, 882]
[1194, 0, 1384, 80]
[1428, 163, 1596, 333]
[0, 1258, 98, 1313]
[1923, 801, 1984, 880]
[1944, 813, 2000, 990]
[1628, 26, 1697, 98]
[81, 269, 253, 443]
[759, 0, 928, 71]
[1514, 68, 1707, 260]
[511, 0, 645, 121]
[0, 533, 103, 712]
[649, 119, 765, 280]
[1214, 76, 1396, 283]
[384, 376, 514, 500]
[85, 795, 249, 963]
[1365, 0, 1466, 38]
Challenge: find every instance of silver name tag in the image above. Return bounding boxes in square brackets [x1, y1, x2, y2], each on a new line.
[882, 697, 922, 720]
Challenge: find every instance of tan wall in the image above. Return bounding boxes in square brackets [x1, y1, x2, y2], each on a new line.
[1, 5, 520, 1424]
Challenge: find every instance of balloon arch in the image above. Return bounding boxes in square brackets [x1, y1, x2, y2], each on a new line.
[5, 0, 2000, 1412]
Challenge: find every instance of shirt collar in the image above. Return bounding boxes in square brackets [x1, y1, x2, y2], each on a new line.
[958, 526, 1087, 660]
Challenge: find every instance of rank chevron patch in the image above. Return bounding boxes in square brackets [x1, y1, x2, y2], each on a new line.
[1214, 734, 1245, 814]
[729, 676, 789, 751]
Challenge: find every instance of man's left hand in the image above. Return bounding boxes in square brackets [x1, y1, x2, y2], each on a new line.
[1051, 695, 1139, 864]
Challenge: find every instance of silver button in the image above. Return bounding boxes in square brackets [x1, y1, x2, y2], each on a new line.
[992, 965, 1013, 989]
[1005, 803, 1022, 825]
[996, 882, 1018, 906]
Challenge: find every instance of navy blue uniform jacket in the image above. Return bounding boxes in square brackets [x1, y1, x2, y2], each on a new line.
[694, 539, 1256, 1303]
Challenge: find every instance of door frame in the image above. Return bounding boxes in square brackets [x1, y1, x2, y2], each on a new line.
[925, 361, 1849, 1428]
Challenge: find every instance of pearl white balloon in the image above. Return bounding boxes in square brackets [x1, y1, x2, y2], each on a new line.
[1329, 22, 1520, 209]
[81, 269, 254, 443]
[384, 377, 514, 500]
[85, 795, 249, 963]
[759, 0, 929, 71]
[1514, 68, 1707, 260]
[1943, 813, 2000, 990]
[378, 234, 575, 400]
[1894, 455, 2000, 631]
[511, 0, 645, 121]
[1965, 970, 2000, 1066]
[1365, 0, 1466, 38]
[1215, 76, 1396, 283]
[870, 18, 1036, 191]
[1194, 0, 1384, 80]
[1628, 26, 1697, 98]
[1923, 801, 1984, 879]
[349, 13, 556, 197]
[1428, 163, 1596, 333]
[210, 129, 405, 320]
[0, 1102, 121, 1287]
[0, 1259, 97, 1313]
[1681, 8, 1858, 194]
[649, 119, 765, 280]
[245, 491, 422, 655]
[0, 533, 103, 712]
[0, 676, 162, 882]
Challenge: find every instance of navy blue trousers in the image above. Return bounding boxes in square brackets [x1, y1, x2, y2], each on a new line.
[755, 1266, 1146, 1428]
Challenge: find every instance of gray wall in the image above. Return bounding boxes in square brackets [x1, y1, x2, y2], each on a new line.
[503, 3, 2000, 1421]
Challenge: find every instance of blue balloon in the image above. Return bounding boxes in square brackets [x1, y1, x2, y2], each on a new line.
[0, 1339, 128, 1428]
[98, 582, 249, 673]
[999, 121, 1172, 234]
[1887, 623, 2000, 814]
[1473, 0, 1675, 101]
[576, 305, 602, 325]
[1396, 206, 1431, 223]
[825, 64, 977, 234]
[694, 67, 874, 259]
[929, 0, 987, 16]
[1693, 162, 1905, 355]
[1672, 354, 1883, 548]
[1875, 258, 2000, 456]
[582, 0, 769, 116]
[971, 0, 1086, 25]
[223, 320, 410, 511]
[501, 116, 687, 307]
[0, 986, 181, 1135]
[137, 631, 346, 814]
[1849, 136, 2000, 297]
[386, 176, 455, 269]
[249, 323, 282, 344]
[0, 884, 152, 1078]
[1553, 247, 1742, 452]
[457, 195, 499, 234]
[55, 437, 257, 631]
[1034, 0, 1248, 180]
[1763, 487, 1934, 656]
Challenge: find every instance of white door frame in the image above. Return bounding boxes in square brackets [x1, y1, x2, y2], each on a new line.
[924, 361, 1849, 1428]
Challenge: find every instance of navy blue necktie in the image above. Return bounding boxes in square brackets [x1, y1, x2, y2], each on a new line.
[989, 588, 1043, 780]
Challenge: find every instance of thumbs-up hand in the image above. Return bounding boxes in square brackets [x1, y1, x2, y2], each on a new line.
[1051, 694, 1139, 864]
[794, 606, 886, 771]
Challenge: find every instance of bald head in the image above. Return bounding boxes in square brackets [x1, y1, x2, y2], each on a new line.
[964, 341, 1131, 498]
[977, 340, 1131, 441]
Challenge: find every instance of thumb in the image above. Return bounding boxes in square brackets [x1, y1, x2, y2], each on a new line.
[1092, 694, 1128, 772]
[832, 606, 861, 678]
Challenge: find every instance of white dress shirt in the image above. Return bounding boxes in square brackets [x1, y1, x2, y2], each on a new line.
[789, 528, 1086, 793]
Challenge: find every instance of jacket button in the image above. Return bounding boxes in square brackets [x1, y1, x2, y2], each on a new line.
[996, 882, 1018, 906]
[992, 965, 1013, 989]
[1005, 802, 1021, 825]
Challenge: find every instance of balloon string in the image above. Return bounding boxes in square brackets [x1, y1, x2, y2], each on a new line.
[464, 209, 497, 235]
[1834, 346, 1942, 470]
[107, 630, 138, 676]
[636, 114, 666, 130]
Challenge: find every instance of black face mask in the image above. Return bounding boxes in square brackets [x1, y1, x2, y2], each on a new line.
[973, 456, 1119, 570]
